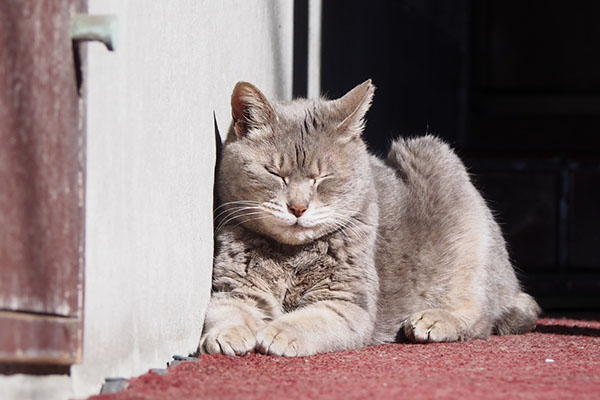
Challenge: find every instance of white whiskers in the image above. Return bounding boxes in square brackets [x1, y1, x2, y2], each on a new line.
[214, 200, 379, 243]
[214, 200, 292, 234]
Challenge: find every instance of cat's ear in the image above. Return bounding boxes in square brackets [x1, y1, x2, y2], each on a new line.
[333, 79, 375, 139]
[230, 81, 277, 139]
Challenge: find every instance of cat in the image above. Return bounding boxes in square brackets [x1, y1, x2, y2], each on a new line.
[199, 80, 540, 357]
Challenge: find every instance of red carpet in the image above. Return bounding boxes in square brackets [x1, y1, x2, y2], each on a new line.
[89, 318, 600, 400]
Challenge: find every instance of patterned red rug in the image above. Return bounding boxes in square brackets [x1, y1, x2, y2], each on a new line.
[89, 318, 600, 400]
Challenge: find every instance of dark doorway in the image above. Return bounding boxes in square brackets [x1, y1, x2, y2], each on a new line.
[321, 0, 600, 310]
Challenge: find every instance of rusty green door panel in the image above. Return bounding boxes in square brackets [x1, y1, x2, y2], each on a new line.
[0, 0, 86, 364]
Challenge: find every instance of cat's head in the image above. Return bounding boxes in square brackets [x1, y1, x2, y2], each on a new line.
[217, 80, 375, 245]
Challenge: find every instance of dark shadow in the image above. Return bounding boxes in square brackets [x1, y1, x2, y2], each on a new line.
[542, 311, 600, 322]
[212, 111, 223, 229]
[394, 327, 410, 343]
[292, 0, 308, 98]
[393, 319, 600, 341]
[321, 0, 470, 156]
[535, 324, 600, 337]
[0, 363, 70, 376]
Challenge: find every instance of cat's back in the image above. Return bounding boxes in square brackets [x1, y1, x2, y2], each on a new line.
[372, 135, 486, 234]
[385, 135, 472, 200]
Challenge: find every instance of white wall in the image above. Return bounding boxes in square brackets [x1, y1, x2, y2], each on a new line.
[73, 1, 293, 397]
[0, 1, 293, 399]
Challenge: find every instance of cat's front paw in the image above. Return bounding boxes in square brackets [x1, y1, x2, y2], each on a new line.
[200, 325, 256, 356]
[403, 309, 463, 343]
[255, 321, 302, 357]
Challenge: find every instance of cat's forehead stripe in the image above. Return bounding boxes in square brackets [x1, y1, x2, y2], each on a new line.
[302, 115, 310, 138]
[311, 103, 319, 129]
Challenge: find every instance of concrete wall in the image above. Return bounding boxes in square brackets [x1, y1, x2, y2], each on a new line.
[74, 1, 293, 396]
[0, 1, 293, 399]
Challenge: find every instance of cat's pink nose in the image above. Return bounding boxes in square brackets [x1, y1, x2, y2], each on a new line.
[288, 204, 308, 218]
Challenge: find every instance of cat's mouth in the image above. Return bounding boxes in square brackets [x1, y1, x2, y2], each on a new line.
[268, 216, 307, 229]
[258, 211, 323, 244]
[283, 219, 306, 230]
[291, 221, 308, 229]
[263, 217, 318, 244]
[277, 223, 318, 245]
[290, 218, 319, 230]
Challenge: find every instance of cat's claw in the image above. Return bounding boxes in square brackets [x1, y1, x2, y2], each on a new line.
[255, 322, 300, 357]
[200, 325, 256, 356]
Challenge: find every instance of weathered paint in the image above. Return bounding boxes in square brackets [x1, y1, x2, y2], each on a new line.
[0, 0, 86, 365]
[0, 311, 80, 364]
[0, 1, 85, 319]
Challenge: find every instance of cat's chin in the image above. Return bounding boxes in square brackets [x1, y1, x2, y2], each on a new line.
[243, 214, 329, 245]
[267, 224, 322, 246]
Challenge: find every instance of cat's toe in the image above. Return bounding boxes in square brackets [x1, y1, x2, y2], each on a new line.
[256, 323, 299, 357]
[403, 317, 430, 343]
[403, 310, 462, 343]
[201, 325, 256, 356]
[267, 332, 298, 357]
[255, 328, 272, 354]
[200, 334, 221, 355]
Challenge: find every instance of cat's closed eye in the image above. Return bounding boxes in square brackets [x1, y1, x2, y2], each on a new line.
[311, 173, 333, 186]
[264, 166, 288, 185]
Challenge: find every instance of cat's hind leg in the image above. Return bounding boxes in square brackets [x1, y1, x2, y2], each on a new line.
[402, 308, 491, 343]
[494, 292, 541, 335]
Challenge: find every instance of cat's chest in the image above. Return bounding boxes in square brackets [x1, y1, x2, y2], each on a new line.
[280, 254, 337, 312]
[250, 239, 340, 311]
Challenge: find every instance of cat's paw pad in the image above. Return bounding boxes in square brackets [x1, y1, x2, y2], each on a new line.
[255, 321, 300, 357]
[200, 325, 256, 356]
[403, 310, 462, 343]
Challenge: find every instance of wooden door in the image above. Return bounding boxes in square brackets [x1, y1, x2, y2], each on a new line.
[0, 0, 86, 367]
[469, 0, 600, 309]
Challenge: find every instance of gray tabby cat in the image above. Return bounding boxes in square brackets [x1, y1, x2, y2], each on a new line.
[199, 80, 540, 357]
